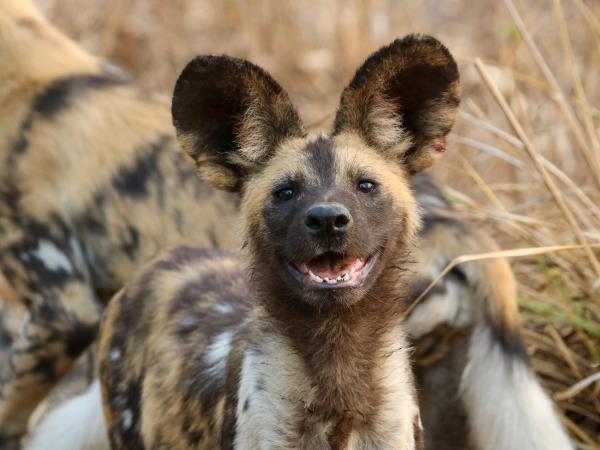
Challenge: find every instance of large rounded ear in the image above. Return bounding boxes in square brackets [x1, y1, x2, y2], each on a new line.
[172, 55, 305, 191]
[333, 35, 460, 175]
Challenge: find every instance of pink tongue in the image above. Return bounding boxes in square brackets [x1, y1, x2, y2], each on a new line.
[306, 254, 358, 278]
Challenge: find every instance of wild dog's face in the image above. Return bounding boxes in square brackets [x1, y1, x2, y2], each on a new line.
[172, 35, 460, 307]
[239, 134, 419, 307]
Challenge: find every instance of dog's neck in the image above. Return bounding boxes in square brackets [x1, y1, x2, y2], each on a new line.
[249, 245, 414, 425]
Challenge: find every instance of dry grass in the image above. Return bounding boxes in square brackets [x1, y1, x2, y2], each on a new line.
[36, 0, 600, 445]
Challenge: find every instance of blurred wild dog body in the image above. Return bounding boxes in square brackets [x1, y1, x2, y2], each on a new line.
[0, 0, 238, 443]
[408, 176, 574, 450]
[0, 1, 574, 449]
[85, 36, 464, 450]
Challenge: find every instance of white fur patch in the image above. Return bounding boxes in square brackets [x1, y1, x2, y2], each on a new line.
[235, 334, 314, 449]
[25, 381, 109, 450]
[406, 278, 473, 339]
[214, 302, 235, 315]
[32, 240, 73, 273]
[109, 348, 121, 362]
[121, 409, 134, 431]
[460, 325, 574, 450]
[204, 330, 234, 380]
[234, 329, 419, 449]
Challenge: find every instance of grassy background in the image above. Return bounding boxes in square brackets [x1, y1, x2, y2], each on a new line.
[36, 0, 600, 446]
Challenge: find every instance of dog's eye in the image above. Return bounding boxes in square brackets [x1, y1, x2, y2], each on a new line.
[357, 180, 376, 193]
[275, 187, 294, 201]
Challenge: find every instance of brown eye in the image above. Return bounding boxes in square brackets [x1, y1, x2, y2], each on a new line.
[275, 187, 294, 201]
[357, 180, 376, 193]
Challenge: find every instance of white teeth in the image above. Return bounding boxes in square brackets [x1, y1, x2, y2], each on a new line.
[308, 272, 351, 284]
[308, 271, 323, 283]
[335, 273, 348, 282]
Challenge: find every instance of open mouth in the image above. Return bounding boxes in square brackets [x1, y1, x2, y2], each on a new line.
[287, 251, 378, 289]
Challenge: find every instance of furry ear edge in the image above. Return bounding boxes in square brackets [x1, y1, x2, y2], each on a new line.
[333, 34, 460, 175]
[172, 55, 305, 192]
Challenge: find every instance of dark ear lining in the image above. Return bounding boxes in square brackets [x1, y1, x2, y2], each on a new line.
[172, 55, 305, 191]
[333, 34, 460, 175]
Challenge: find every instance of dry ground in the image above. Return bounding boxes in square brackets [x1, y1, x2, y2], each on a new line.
[34, 0, 600, 447]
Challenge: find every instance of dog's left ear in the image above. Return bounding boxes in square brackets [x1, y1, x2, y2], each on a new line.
[172, 55, 305, 192]
[333, 34, 460, 175]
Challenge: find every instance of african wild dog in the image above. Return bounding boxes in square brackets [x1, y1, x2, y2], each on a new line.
[2, 2, 573, 448]
[0, 0, 238, 445]
[54, 36, 460, 449]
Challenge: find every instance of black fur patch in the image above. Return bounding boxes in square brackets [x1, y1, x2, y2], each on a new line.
[333, 34, 460, 164]
[112, 135, 170, 198]
[487, 316, 529, 364]
[173, 56, 286, 158]
[171, 55, 305, 191]
[0, 323, 12, 350]
[305, 136, 335, 186]
[121, 226, 140, 260]
[109, 377, 145, 448]
[2, 114, 35, 212]
[17, 353, 57, 382]
[102, 278, 150, 449]
[64, 321, 99, 357]
[32, 74, 126, 119]
[344, 34, 458, 100]
[407, 277, 447, 306]
[386, 61, 459, 144]
[1, 74, 127, 212]
[420, 214, 468, 236]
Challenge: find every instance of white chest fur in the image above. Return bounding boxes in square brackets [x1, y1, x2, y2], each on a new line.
[234, 329, 419, 450]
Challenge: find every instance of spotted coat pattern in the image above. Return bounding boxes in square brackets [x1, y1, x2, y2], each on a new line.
[0, 1, 238, 442]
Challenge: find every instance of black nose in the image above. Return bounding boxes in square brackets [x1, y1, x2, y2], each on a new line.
[305, 202, 353, 237]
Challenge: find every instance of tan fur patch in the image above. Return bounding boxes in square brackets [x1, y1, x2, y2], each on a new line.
[0, 0, 99, 104]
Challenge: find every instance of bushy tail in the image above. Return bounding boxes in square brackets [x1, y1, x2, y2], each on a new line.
[26, 381, 109, 450]
[407, 191, 574, 450]
[460, 324, 573, 450]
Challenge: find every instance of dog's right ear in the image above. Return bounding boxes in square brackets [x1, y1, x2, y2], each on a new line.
[172, 55, 305, 192]
[333, 35, 460, 175]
